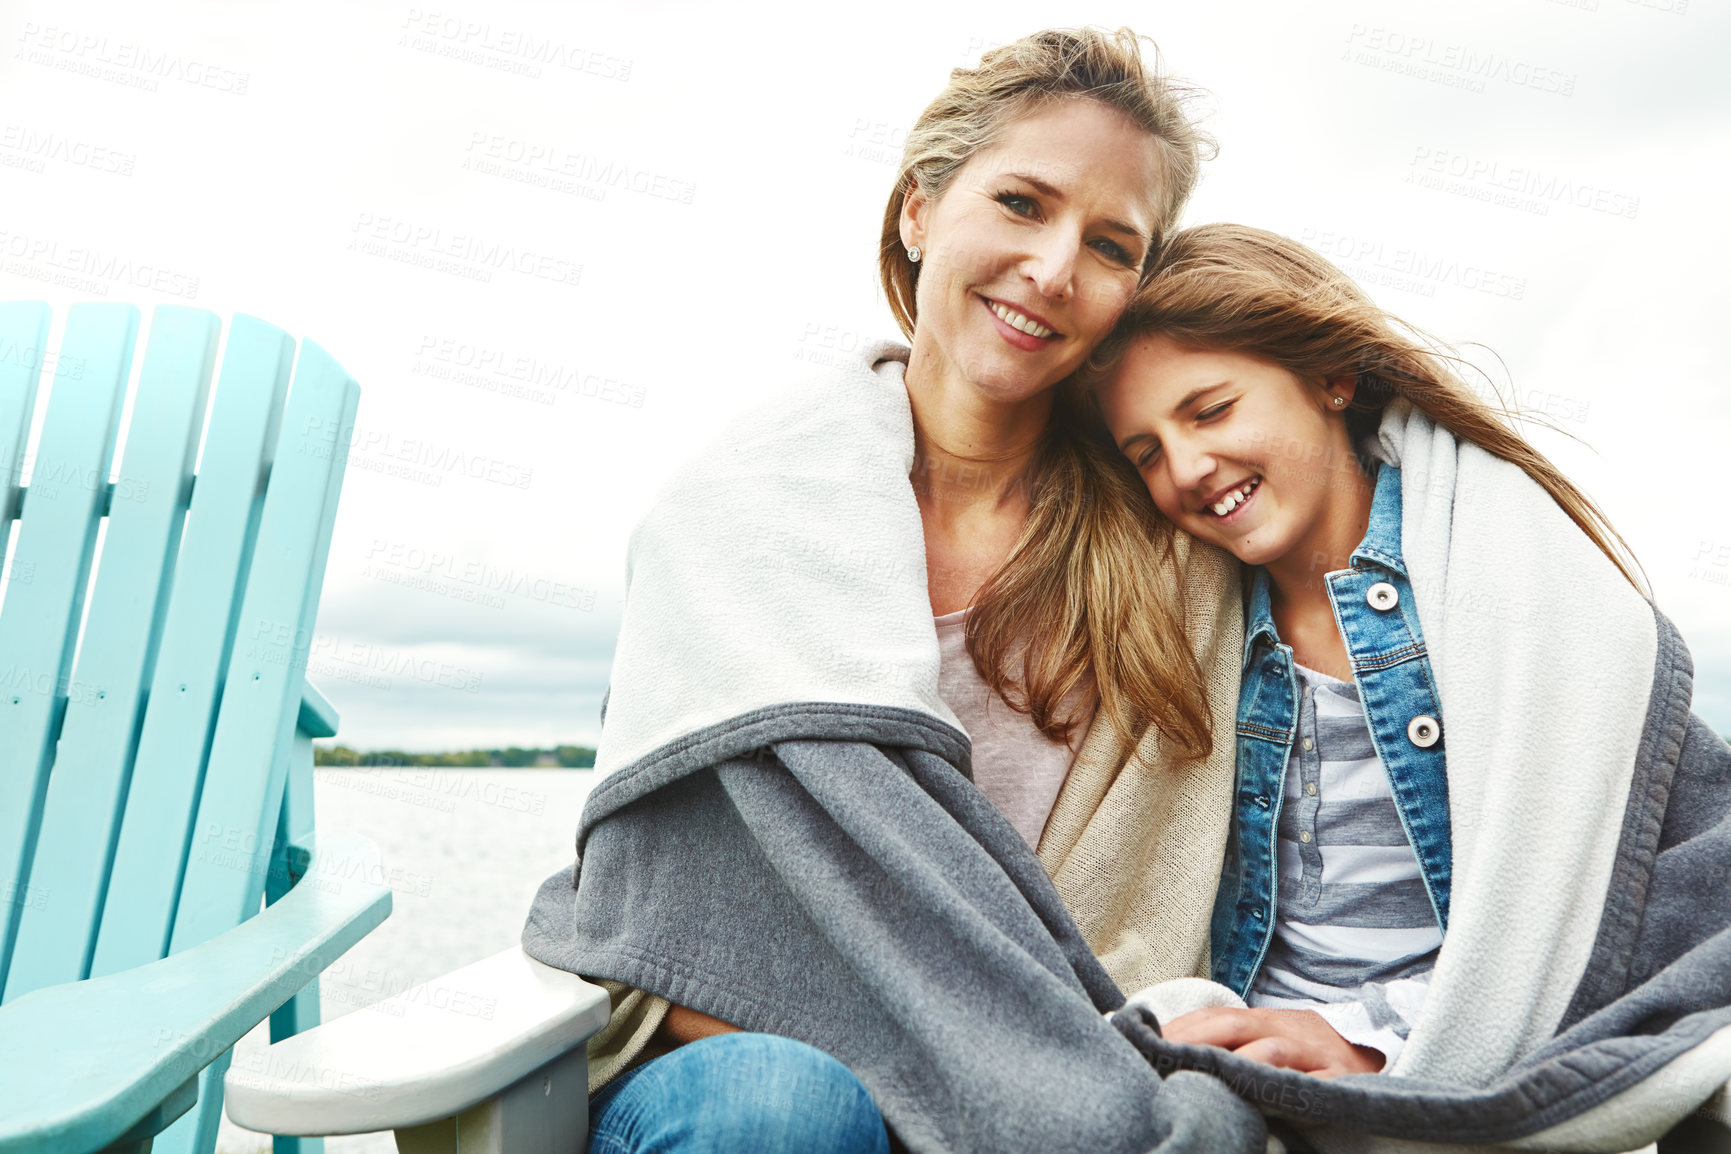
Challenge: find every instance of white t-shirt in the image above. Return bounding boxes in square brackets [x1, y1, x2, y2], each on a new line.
[933, 607, 1088, 849]
[1246, 662, 1440, 1071]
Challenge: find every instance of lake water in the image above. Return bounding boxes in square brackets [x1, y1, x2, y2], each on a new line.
[217, 768, 601, 1154]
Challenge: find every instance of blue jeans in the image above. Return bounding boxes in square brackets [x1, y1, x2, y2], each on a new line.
[588, 1033, 891, 1154]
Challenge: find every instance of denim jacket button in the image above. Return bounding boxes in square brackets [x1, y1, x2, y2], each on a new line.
[1367, 581, 1399, 611]
[1407, 714, 1441, 748]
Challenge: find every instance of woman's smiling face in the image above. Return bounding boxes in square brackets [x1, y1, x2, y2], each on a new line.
[900, 98, 1164, 404]
[1097, 333, 1362, 569]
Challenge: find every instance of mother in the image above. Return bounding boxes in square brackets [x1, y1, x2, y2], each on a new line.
[524, 28, 1253, 1154]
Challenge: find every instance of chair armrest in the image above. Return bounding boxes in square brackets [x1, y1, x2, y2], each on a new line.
[0, 833, 391, 1154]
[297, 678, 339, 738]
[223, 946, 610, 1135]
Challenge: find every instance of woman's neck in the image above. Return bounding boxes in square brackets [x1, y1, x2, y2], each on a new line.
[903, 344, 1054, 616]
[904, 348, 1051, 516]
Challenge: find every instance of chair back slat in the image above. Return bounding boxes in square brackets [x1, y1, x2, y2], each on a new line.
[0, 303, 138, 993]
[0, 303, 51, 535]
[4, 307, 220, 999]
[168, 340, 358, 955]
[92, 314, 297, 979]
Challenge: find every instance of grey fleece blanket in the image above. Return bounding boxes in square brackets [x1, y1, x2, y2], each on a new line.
[521, 345, 1266, 1153]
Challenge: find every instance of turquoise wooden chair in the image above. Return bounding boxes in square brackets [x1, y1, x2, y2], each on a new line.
[0, 302, 392, 1154]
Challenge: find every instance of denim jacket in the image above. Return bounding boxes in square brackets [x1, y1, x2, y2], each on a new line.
[1210, 464, 1452, 997]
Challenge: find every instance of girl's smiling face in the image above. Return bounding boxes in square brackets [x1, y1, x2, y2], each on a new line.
[1096, 333, 1364, 569]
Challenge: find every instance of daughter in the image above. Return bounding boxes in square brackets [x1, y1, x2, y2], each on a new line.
[1087, 224, 1731, 1146]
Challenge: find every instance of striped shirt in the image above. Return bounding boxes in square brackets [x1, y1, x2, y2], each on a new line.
[1246, 662, 1441, 1070]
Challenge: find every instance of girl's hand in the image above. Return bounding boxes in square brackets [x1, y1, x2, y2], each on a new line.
[1159, 1006, 1386, 1078]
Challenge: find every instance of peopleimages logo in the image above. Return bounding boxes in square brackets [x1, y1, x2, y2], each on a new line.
[245, 617, 487, 695]
[0, 125, 136, 176]
[463, 132, 696, 205]
[348, 212, 583, 289]
[1341, 25, 1577, 97]
[411, 335, 647, 409]
[1298, 229, 1527, 301]
[299, 415, 537, 491]
[0, 228, 199, 299]
[12, 22, 250, 94]
[1407, 146, 1639, 221]
[397, 9, 632, 81]
[362, 537, 597, 612]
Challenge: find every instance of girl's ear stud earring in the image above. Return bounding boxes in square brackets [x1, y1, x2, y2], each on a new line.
[1333, 396, 1347, 406]
[907, 246, 922, 262]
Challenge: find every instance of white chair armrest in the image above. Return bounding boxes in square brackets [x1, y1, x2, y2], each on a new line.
[223, 946, 609, 1135]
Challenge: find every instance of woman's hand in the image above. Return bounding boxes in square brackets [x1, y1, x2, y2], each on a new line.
[657, 1003, 741, 1045]
[1159, 1006, 1385, 1078]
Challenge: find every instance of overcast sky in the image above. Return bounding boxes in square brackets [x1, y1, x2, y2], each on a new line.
[2, 0, 1726, 750]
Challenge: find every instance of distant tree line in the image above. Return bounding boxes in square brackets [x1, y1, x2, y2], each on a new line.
[314, 744, 597, 768]
[313, 736, 1731, 767]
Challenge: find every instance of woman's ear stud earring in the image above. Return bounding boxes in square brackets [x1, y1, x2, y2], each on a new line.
[1333, 396, 1347, 406]
[907, 246, 922, 263]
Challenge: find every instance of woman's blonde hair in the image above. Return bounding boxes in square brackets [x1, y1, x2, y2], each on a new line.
[1086, 222, 1646, 594]
[877, 28, 1218, 757]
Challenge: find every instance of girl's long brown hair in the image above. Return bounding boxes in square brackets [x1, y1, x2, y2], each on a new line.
[879, 28, 1218, 755]
[1085, 222, 1646, 595]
